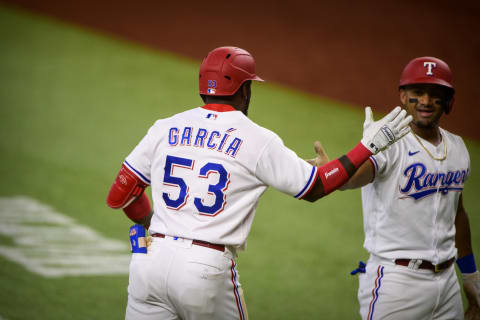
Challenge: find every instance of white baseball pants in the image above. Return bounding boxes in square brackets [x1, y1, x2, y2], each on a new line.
[126, 236, 247, 320]
[357, 254, 463, 320]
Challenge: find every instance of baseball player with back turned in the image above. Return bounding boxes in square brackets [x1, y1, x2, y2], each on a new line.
[106, 46, 412, 320]
[335, 57, 480, 319]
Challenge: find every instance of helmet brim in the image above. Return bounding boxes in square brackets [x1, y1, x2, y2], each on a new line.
[251, 75, 264, 82]
[399, 77, 454, 92]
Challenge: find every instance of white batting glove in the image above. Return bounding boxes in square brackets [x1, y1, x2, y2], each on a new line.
[464, 272, 480, 314]
[360, 106, 412, 155]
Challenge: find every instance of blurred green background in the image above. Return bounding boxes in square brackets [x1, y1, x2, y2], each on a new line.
[1, 5, 479, 319]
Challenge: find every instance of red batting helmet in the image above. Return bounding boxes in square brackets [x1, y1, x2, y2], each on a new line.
[199, 46, 264, 96]
[399, 56, 455, 114]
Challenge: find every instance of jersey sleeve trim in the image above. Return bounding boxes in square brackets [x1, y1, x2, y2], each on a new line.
[369, 156, 379, 173]
[368, 157, 377, 180]
[294, 165, 318, 199]
[124, 160, 151, 185]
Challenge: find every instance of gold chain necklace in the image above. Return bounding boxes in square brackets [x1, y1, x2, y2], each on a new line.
[412, 131, 447, 161]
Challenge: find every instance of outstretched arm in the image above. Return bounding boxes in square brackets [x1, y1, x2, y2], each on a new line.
[303, 106, 411, 202]
[455, 194, 480, 319]
[339, 160, 375, 190]
[306, 141, 375, 190]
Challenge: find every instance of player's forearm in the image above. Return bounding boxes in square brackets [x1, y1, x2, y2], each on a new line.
[303, 142, 371, 201]
[455, 202, 474, 259]
[131, 209, 153, 230]
[339, 180, 355, 190]
[339, 160, 375, 190]
[121, 193, 152, 228]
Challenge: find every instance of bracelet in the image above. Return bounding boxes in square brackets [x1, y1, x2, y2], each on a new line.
[456, 254, 477, 274]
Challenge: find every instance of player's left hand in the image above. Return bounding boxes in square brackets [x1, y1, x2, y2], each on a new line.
[306, 141, 330, 167]
[463, 271, 480, 320]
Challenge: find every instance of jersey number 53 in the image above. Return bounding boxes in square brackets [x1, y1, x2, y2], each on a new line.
[162, 155, 230, 216]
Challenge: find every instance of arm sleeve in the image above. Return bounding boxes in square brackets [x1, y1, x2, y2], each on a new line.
[124, 123, 159, 185]
[369, 148, 389, 180]
[255, 135, 317, 198]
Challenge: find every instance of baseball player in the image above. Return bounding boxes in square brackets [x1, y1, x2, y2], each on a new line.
[336, 57, 480, 319]
[106, 46, 412, 320]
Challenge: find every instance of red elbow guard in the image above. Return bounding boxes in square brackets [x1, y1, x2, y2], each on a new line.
[107, 164, 148, 209]
[123, 192, 151, 221]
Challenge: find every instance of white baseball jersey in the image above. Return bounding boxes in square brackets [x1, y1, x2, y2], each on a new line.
[124, 104, 317, 249]
[361, 128, 470, 264]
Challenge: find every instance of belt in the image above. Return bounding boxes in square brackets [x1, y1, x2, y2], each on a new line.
[395, 257, 455, 273]
[152, 233, 225, 252]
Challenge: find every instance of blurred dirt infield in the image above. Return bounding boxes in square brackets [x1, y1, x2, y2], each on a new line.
[3, 0, 479, 140]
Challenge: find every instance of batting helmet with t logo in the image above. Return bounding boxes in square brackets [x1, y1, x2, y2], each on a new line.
[399, 56, 455, 114]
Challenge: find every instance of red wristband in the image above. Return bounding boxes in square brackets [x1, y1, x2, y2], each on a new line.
[346, 142, 372, 168]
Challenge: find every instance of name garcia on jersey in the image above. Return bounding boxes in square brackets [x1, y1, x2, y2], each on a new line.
[168, 126, 243, 158]
[399, 162, 469, 200]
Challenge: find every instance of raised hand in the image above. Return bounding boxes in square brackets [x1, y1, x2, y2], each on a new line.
[361, 106, 412, 155]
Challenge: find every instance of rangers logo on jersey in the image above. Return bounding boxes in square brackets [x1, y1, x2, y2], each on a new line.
[399, 162, 468, 200]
